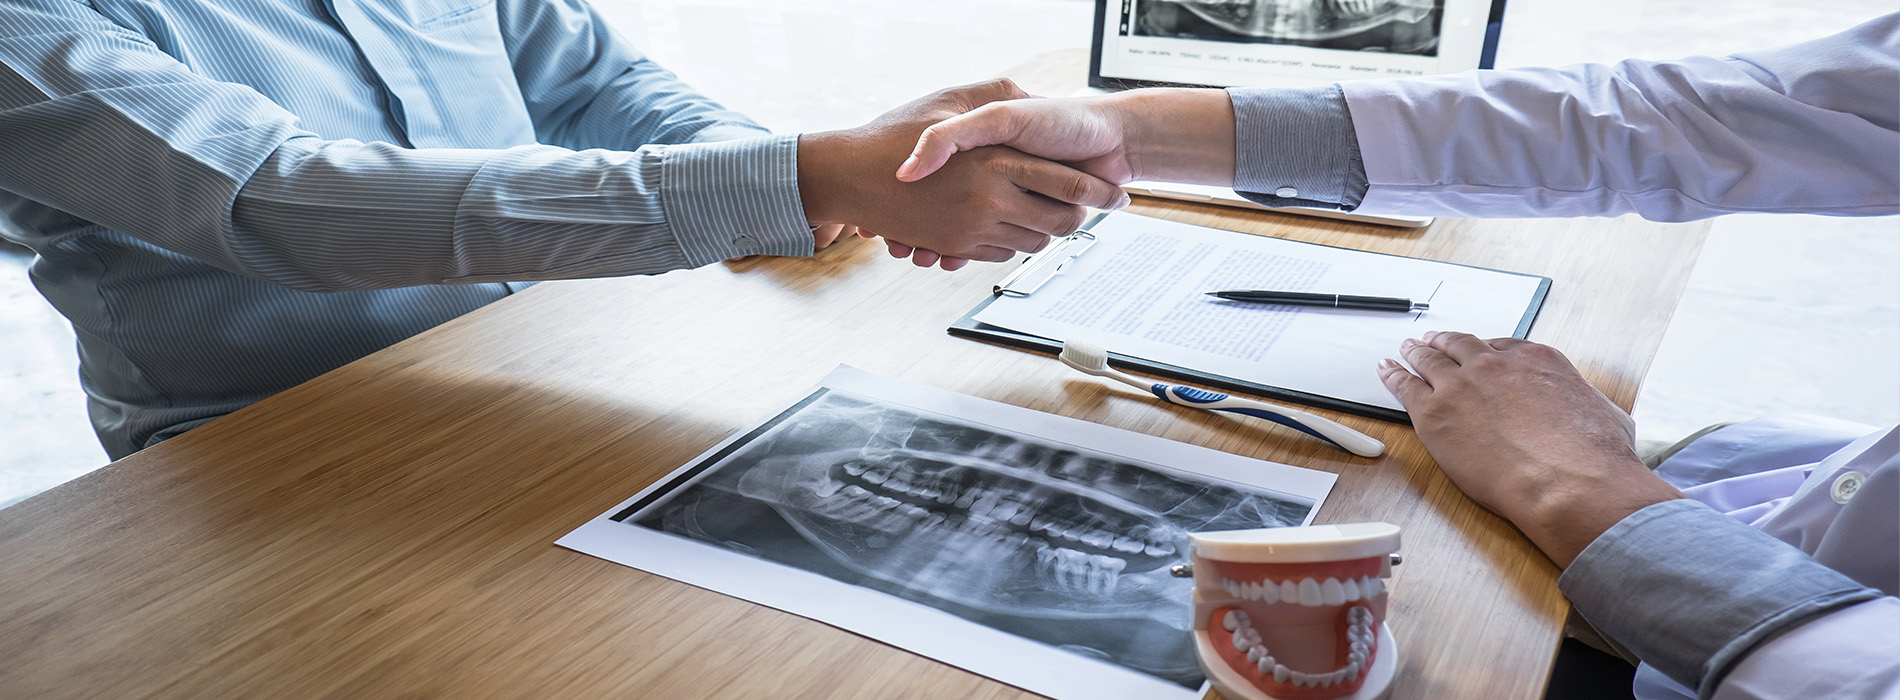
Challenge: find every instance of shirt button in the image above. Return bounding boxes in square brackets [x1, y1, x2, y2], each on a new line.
[1831, 470, 1867, 504]
[1274, 186, 1300, 198]
[732, 235, 758, 254]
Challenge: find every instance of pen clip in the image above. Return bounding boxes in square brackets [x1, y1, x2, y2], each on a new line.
[994, 232, 1097, 297]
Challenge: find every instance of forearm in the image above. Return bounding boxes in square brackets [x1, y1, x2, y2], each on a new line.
[1089, 86, 1368, 210]
[1508, 458, 1683, 568]
[1107, 88, 1237, 186]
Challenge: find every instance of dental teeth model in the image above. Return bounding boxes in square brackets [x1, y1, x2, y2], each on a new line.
[1185, 523, 1401, 700]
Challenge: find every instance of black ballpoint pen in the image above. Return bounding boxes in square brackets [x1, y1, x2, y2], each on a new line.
[1204, 290, 1429, 312]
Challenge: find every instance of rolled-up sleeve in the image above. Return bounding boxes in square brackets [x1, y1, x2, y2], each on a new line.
[1227, 85, 1368, 210]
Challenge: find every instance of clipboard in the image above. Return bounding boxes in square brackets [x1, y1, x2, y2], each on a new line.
[947, 215, 1552, 425]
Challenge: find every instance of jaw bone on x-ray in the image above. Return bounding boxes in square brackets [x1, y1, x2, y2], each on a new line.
[627, 390, 1317, 689]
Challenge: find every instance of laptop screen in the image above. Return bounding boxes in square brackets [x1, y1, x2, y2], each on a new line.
[1090, 0, 1507, 90]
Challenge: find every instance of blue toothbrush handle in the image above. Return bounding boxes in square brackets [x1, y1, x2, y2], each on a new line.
[1150, 384, 1386, 458]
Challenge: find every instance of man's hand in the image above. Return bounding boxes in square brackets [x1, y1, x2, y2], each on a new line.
[1377, 331, 1682, 567]
[798, 79, 1127, 265]
[894, 87, 1237, 188]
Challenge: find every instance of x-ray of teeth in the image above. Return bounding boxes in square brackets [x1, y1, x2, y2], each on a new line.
[617, 389, 1316, 690]
[1133, 0, 1445, 56]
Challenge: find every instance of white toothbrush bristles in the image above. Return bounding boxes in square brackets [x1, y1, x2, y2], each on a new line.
[1058, 340, 1112, 374]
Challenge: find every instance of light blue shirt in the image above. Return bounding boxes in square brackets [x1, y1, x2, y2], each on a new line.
[1226, 14, 1898, 700]
[0, 0, 814, 458]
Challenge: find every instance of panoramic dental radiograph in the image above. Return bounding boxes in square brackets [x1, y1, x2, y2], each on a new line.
[1185, 523, 1401, 699]
[1137, 0, 1444, 55]
[628, 391, 1318, 688]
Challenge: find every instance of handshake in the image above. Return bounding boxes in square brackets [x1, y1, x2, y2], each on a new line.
[795, 79, 1234, 270]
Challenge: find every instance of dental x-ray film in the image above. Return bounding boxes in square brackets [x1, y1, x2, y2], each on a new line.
[559, 366, 1335, 700]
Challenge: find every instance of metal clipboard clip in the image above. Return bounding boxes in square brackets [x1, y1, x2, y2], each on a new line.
[992, 231, 1097, 297]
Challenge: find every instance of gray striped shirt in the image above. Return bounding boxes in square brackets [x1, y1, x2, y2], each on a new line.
[0, 0, 812, 458]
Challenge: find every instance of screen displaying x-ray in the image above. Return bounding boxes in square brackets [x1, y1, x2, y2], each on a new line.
[600, 385, 1319, 691]
[1092, 0, 1499, 89]
[1134, 0, 1446, 55]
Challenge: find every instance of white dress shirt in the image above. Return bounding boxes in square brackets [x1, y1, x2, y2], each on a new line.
[1227, 13, 1899, 700]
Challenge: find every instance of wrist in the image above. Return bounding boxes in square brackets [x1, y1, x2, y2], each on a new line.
[1514, 460, 1684, 568]
[796, 130, 861, 226]
[1115, 88, 1236, 185]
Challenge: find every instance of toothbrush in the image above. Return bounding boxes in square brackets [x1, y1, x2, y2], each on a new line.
[1059, 340, 1386, 458]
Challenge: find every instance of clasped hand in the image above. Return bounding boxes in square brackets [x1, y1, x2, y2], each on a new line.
[798, 79, 1128, 271]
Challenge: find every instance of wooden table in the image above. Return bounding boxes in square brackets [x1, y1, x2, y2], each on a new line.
[0, 52, 1708, 700]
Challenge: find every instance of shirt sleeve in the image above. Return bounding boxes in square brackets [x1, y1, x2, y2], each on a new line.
[1336, 14, 1900, 221]
[1559, 499, 1890, 699]
[1225, 85, 1368, 210]
[0, 0, 811, 295]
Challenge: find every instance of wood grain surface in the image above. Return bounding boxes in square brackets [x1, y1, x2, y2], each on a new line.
[0, 52, 1709, 700]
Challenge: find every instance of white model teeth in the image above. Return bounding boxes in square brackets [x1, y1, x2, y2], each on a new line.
[1320, 578, 1346, 606]
[1222, 609, 1245, 631]
[1298, 578, 1322, 606]
[1218, 576, 1388, 606]
[1221, 606, 1377, 687]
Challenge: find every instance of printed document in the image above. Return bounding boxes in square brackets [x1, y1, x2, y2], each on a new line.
[973, 213, 1547, 411]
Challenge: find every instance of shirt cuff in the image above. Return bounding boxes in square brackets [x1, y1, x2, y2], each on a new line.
[1559, 499, 1884, 698]
[659, 132, 813, 265]
[1226, 84, 1368, 210]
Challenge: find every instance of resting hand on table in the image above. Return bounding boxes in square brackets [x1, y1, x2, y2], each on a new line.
[797, 79, 1126, 268]
[1376, 331, 1683, 568]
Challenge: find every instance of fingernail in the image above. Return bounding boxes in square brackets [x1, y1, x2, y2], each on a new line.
[1423, 330, 1440, 342]
[1377, 358, 1398, 370]
[1113, 194, 1131, 209]
[895, 155, 919, 180]
[1401, 338, 1420, 349]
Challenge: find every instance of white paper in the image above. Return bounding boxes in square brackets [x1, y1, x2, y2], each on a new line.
[559, 366, 1335, 700]
[974, 213, 1546, 411]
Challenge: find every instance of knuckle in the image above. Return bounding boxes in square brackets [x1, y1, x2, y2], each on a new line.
[1524, 343, 1565, 362]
